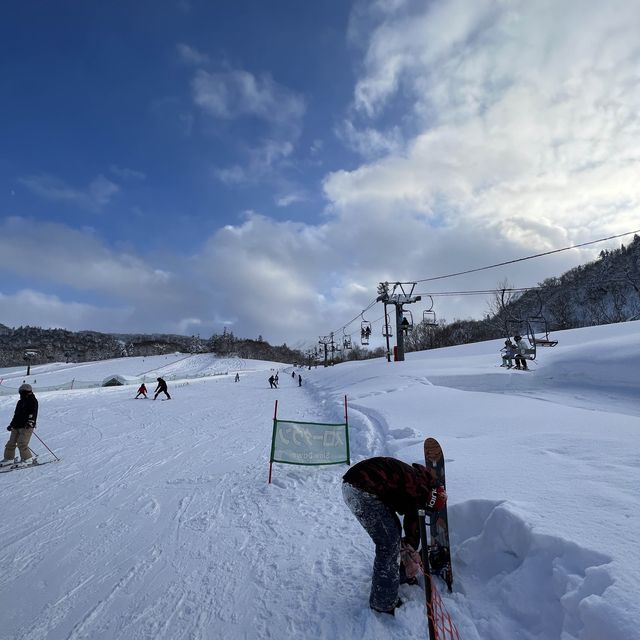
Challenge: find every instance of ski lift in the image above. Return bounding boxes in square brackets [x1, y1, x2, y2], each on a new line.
[501, 290, 536, 360]
[382, 313, 393, 338]
[527, 291, 558, 347]
[401, 309, 414, 334]
[343, 333, 352, 350]
[360, 313, 372, 345]
[422, 296, 438, 326]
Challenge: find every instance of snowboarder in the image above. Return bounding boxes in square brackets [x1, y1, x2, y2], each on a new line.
[153, 377, 171, 400]
[513, 335, 529, 370]
[268, 375, 277, 389]
[135, 383, 148, 399]
[2, 383, 39, 467]
[235, 373, 240, 382]
[298, 374, 302, 387]
[342, 456, 446, 615]
[501, 339, 515, 368]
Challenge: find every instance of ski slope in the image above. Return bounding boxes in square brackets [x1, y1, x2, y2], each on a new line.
[0, 321, 639, 640]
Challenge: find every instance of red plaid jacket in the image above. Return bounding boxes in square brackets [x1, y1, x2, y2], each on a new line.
[343, 456, 436, 548]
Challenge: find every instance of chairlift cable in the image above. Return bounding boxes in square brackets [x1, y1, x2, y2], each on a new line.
[403, 228, 640, 284]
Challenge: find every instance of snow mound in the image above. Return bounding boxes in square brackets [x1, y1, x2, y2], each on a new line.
[449, 500, 620, 640]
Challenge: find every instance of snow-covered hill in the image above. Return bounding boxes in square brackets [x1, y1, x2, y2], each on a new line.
[1, 321, 638, 639]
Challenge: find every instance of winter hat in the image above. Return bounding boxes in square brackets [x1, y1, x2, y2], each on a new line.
[19, 383, 32, 392]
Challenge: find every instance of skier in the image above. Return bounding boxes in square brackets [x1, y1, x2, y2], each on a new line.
[292, 371, 295, 378]
[513, 335, 529, 370]
[500, 339, 515, 368]
[135, 383, 148, 399]
[274, 372, 279, 384]
[235, 373, 240, 382]
[268, 375, 277, 389]
[298, 374, 302, 387]
[153, 377, 171, 400]
[2, 383, 39, 467]
[342, 456, 446, 615]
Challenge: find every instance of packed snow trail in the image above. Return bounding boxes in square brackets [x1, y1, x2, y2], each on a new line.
[0, 368, 432, 639]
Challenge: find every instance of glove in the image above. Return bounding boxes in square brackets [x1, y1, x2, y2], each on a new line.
[427, 485, 447, 512]
[400, 542, 423, 579]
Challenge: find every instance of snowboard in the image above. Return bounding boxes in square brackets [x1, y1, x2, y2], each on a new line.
[424, 437, 453, 592]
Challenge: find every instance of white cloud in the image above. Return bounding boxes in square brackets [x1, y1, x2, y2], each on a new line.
[213, 165, 247, 185]
[191, 66, 306, 177]
[0, 290, 128, 333]
[275, 193, 305, 207]
[337, 119, 403, 158]
[176, 43, 210, 66]
[20, 174, 120, 211]
[333, 0, 640, 245]
[109, 165, 146, 180]
[192, 68, 305, 128]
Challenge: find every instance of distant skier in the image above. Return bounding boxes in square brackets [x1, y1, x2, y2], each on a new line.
[292, 371, 296, 379]
[268, 375, 277, 389]
[274, 372, 279, 384]
[342, 457, 446, 615]
[1, 383, 38, 467]
[235, 373, 240, 382]
[298, 374, 302, 387]
[135, 383, 148, 399]
[154, 377, 171, 400]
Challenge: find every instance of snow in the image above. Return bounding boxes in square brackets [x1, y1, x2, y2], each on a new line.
[1, 321, 639, 639]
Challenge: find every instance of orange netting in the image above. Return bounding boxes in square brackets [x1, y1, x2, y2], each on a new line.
[426, 575, 461, 640]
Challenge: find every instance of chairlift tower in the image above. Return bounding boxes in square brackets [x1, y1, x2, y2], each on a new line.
[377, 282, 421, 362]
[318, 333, 336, 367]
[24, 350, 38, 376]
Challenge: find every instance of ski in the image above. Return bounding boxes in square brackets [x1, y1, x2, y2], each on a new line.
[424, 437, 453, 592]
[0, 458, 60, 474]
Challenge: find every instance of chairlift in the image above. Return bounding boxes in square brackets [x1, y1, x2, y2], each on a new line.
[382, 314, 393, 338]
[401, 309, 414, 334]
[527, 292, 558, 347]
[343, 334, 352, 350]
[360, 317, 372, 345]
[422, 296, 438, 327]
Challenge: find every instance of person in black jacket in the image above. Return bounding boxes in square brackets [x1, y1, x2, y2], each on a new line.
[2, 383, 39, 466]
[342, 457, 446, 615]
[153, 377, 171, 400]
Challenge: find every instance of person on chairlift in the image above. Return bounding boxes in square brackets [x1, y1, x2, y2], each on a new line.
[513, 336, 529, 370]
[501, 340, 515, 368]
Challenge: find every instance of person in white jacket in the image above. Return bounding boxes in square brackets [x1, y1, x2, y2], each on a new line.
[513, 336, 529, 370]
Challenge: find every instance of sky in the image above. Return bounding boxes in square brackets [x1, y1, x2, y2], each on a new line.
[1, 0, 639, 348]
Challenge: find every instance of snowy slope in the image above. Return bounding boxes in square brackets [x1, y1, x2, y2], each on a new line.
[0, 322, 639, 640]
[0, 353, 276, 394]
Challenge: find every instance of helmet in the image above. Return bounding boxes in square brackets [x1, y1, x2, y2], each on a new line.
[514, 335, 522, 341]
[19, 383, 32, 392]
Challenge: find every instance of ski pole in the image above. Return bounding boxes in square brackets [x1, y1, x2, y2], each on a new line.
[419, 509, 436, 640]
[31, 431, 60, 461]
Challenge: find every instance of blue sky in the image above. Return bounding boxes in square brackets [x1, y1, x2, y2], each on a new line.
[2, 0, 639, 346]
[2, 1, 354, 250]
